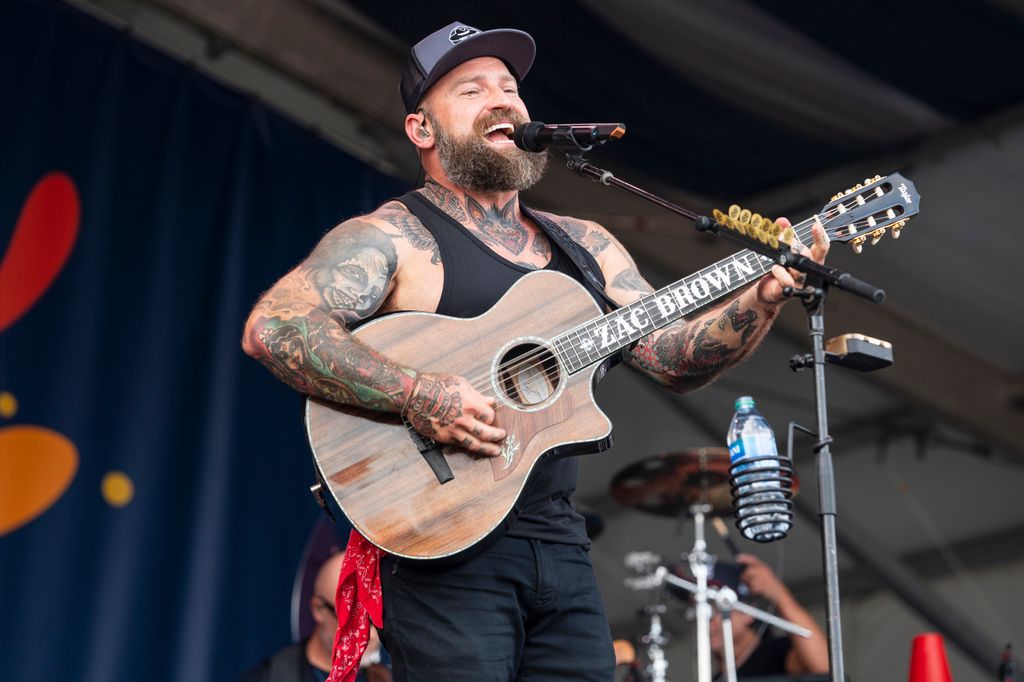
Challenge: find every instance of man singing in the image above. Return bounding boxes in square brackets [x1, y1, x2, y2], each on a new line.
[242, 21, 829, 682]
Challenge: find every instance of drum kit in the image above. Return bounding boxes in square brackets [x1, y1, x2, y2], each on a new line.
[604, 448, 810, 682]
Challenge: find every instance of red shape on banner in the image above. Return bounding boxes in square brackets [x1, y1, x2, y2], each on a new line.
[0, 172, 80, 334]
[909, 632, 954, 682]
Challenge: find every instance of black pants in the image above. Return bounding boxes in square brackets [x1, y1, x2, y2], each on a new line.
[378, 535, 615, 681]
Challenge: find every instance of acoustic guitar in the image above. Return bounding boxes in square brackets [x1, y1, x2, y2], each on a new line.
[306, 174, 920, 559]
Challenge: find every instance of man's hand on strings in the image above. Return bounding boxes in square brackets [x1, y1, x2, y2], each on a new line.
[755, 218, 830, 306]
[403, 372, 505, 456]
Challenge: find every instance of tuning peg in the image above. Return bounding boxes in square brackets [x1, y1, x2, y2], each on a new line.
[728, 204, 741, 220]
[872, 174, 882, 182]
[891, 220, 905, 239]
[750, 212, 762, 227]
[712, 208, 727, 224]
[851, 236, 866, 254]
[739, 208, 752, 224]
[870, 228, 886, 245]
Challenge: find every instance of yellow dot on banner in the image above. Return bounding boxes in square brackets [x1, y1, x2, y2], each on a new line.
[101, 471, 134, 507]
[0, 391, 17, 419]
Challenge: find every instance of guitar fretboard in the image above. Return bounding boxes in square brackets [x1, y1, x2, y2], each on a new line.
[552, 248, 775, 372]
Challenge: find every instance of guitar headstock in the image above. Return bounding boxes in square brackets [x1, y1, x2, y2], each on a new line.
[819, 173, 920, 253]
[711, 173, 920, 254]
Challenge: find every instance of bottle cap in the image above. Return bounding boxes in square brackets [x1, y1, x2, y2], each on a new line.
[735, 396, 755, 411]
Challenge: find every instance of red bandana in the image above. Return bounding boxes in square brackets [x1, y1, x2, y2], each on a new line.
[326, 529, 384, 682]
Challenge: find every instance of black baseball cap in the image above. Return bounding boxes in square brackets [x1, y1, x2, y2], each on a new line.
[400, 22, 536, 114]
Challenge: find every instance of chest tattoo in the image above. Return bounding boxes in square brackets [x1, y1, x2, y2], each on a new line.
[465, 195, 530, 255]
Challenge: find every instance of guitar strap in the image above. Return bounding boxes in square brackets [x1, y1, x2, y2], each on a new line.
[521, 206, 621, 312]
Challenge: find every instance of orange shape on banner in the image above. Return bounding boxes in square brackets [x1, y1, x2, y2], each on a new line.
[0, 425, 79, 535]
[0, 172, 80, 334]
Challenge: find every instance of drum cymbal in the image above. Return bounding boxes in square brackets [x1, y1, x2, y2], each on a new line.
[609, 448, 734, 517]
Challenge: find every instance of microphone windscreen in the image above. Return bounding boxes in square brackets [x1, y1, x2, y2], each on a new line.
[513, 121, 546, 152]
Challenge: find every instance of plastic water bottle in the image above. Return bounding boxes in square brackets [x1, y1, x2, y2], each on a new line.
[727, 396, 793, 542]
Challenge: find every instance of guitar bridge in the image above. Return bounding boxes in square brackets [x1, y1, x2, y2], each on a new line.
[402, 416, 454, 485]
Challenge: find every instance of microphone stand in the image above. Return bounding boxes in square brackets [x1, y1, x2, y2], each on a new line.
[562, 147, 887, 682]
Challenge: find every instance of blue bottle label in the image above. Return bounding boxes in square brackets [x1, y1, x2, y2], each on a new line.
[729, 432, 776, 463]
[729, 439, 745, 463]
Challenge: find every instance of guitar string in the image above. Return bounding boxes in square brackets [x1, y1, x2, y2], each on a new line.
[436, 190, 899, 408]
[453, 205, 846, 395]
[454, 205, 872, 400]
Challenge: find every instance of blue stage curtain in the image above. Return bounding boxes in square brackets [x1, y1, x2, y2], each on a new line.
[0, 1, 405, 680]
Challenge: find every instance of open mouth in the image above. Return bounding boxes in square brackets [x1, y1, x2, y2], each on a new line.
[483, 122, 515, 144]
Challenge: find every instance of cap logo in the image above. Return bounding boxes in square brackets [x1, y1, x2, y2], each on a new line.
[448, 26, 479, 44]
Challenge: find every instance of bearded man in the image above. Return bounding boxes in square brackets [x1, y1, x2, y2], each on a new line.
[242, 21, 829, 682]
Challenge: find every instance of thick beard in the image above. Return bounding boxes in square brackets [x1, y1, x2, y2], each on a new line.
[427, 110, 548, 193]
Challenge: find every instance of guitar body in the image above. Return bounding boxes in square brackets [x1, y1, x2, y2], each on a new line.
[305, 271, 614, 560]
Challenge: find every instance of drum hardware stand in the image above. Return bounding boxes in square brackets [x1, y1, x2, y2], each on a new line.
[627, 563, 812, 682]
[689, 503, 715, 682]
[566, 147, 893, 682]
[716, 586, 739, 682]
[639, 603, 670, 682]
[625, 501, 811, 682]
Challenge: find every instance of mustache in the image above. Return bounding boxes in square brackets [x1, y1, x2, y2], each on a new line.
[474, 108, 528, 134]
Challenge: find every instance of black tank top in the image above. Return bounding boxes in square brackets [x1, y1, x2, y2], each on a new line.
[397, 190, 605, 546]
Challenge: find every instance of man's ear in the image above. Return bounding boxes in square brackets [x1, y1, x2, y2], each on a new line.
[404, 113, 433, 149]
[309, 597, 324, 624]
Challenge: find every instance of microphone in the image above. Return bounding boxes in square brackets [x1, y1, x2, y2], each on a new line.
[513, 121, 626, 152]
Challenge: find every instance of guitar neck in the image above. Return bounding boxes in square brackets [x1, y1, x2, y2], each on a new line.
[554, 248, 773, 372]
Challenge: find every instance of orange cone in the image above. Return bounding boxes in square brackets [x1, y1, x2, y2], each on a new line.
[909, 633, 953, 682]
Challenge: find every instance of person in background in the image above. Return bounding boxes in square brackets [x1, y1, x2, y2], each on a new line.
[238, 552, 391, 682]
[710, 553, 829, 678]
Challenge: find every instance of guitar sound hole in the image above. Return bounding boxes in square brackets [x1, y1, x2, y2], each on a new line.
[498, 343, 561, 407]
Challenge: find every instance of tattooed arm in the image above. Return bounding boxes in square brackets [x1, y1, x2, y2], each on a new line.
[551, 215, 829, 392]
[241, 217, 413, 405]
[241, 211, 505, 455]
[627, 292, 778, 392]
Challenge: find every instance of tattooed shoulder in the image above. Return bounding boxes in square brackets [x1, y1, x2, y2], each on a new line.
[376, 206, 441, 265]
[303, 218, 399, 325]
[545, 214, 612, 257]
